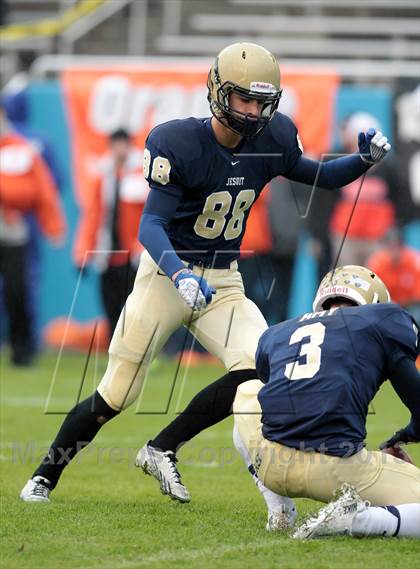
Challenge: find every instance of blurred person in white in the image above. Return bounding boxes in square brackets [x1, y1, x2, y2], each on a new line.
[0, 103, 66, 365]
[329, 112, 402, 266]
[73, 128, 147, 337]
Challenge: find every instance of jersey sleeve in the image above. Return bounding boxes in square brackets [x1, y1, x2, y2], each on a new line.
[255, 330, 271, 383]
[267, 113, 303, 178]
[376, 305, 419, 368]
[33, 150, 66, 241]
[143, 124, 185, 199]
[388, 357, 420, 441]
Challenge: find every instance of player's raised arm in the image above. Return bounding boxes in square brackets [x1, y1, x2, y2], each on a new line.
[284, 128, 391, 190]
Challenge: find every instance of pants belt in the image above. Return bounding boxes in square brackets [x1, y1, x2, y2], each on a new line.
[182, 258, 234, 270]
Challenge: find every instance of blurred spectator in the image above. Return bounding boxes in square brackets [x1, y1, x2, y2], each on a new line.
[0, 105, 65, 365]
[367, 228, 420, 320]
[2, 76, 63, 189]
[2, 80, 63, 187]
[240, 179, 307, 324]
[330, 113, 401, 266]
[393, 82, 420, 232]
[73, 129, 147, 336]
[305, 181, 336, 283]
[2, 79, 64, 352]
[267, 178, 309, 322]
[239, 186, 274, 320]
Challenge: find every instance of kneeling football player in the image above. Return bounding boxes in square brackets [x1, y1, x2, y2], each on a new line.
[233, 265, 420, 538]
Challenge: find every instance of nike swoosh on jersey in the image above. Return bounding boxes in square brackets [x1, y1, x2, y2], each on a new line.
[231, 161, 240, 166]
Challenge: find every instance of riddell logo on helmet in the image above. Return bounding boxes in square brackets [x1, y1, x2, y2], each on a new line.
[250, 81, 276, 93]
[319, 286, 349, 297]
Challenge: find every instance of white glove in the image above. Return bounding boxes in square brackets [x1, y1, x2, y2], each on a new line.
[358, 128, 391, 164]
[173, 269, 215, 311]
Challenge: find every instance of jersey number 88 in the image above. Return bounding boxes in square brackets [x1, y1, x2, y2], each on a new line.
[144, 149, 255, 241]
[194, 190, 256, 241]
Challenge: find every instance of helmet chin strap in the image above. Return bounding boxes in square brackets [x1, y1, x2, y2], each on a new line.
[226, 111, 269, 138]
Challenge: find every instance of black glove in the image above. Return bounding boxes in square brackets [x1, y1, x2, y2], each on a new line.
[379, 427, 418, 449]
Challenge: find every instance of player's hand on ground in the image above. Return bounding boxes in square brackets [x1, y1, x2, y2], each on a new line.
[173, 269, 216, 311]
[379, 427, 417, 465]
[380, 426, 418, 448]
[380, 445, 415, 465]
[358, 128, 391, 164]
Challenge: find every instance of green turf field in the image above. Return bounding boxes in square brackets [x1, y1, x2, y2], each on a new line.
[1, 351, 419, 569]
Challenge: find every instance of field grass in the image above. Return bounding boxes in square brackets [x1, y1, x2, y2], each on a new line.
[1, 351, 419, 569]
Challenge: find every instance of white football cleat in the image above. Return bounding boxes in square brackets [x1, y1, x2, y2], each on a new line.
[293, 483, 368, 540]
[20, 476, 51, 503]
[136, 443, 191, 503]
[266, 505, 298, 532]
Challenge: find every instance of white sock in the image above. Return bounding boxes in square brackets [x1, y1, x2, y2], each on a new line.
[352, 504, 420, 538]
[394, 504, 420, 538]
[232, 425, 297, 517]
[352, 507, 398, 537]
[253, 472, 297, 515]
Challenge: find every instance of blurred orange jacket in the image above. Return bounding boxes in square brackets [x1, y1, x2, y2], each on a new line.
[368, 246, 420, 306]
[330, 176, 395, 240]
[241, 185, 272, 257]
[0, 132, 66, 240]
[73, 149, 148, 268]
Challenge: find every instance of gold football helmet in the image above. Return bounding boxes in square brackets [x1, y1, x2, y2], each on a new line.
[207, 42, 282, 137]
[313, 265, 391, 312]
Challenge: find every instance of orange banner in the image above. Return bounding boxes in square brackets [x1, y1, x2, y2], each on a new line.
[62, 63, 339, 205]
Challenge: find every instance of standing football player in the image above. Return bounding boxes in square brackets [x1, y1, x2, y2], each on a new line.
[233, 265, 420, 539]
[21, 43, 391, 515]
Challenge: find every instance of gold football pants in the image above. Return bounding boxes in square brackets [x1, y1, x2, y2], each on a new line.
[233, 380, 420, 505]
[97, 251, 267, 411]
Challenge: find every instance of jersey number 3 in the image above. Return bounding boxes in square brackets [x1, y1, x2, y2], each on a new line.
[285, 322, 326, 380]
[194, 190, 256, 240]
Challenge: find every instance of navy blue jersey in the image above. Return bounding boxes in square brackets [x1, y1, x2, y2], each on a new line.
[256, 303, 419, 457]
[143, 113, 301, 266]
